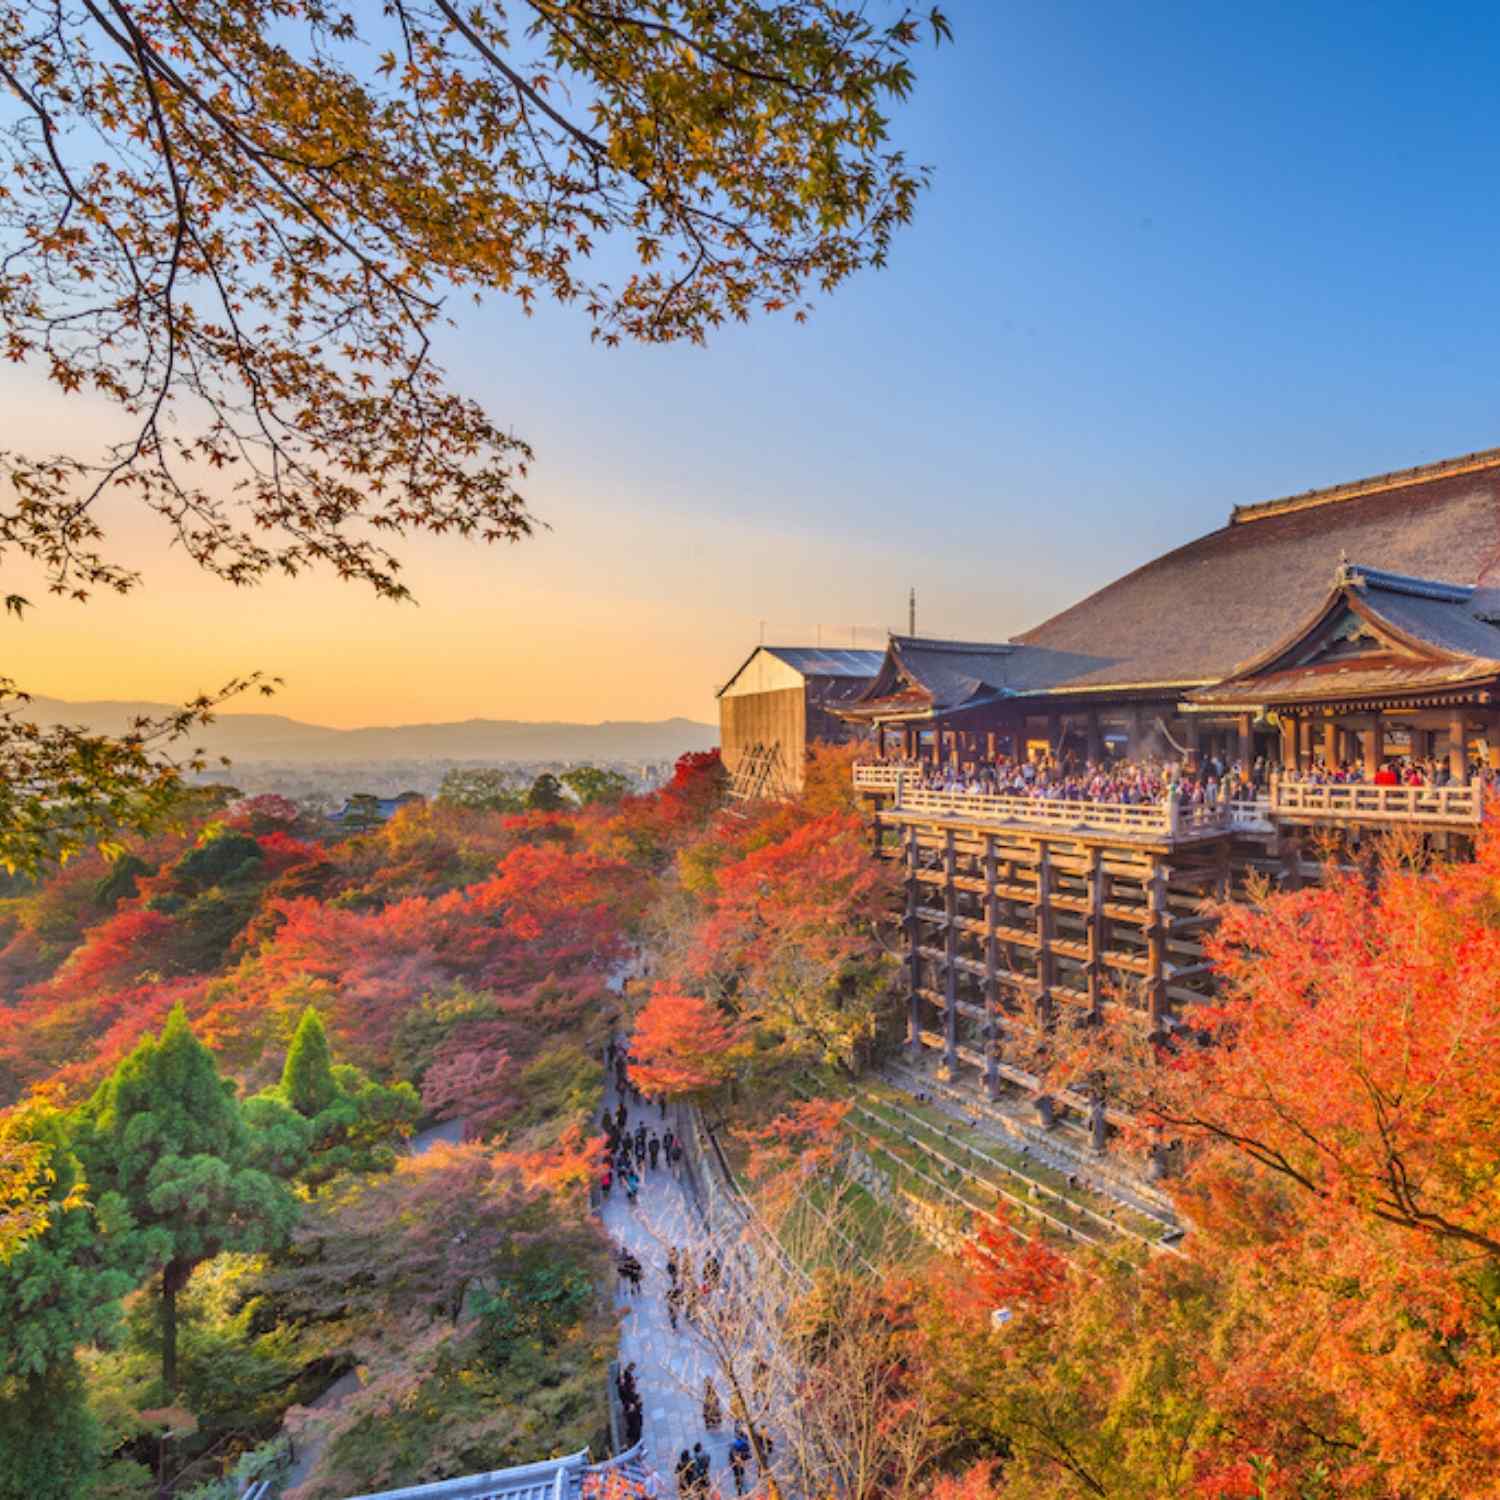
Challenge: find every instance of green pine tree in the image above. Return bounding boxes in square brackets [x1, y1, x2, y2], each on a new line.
[71, 1006, 299, 1395]
[280, 1006, 339, 1117]
[246, 1007, 419, 1191]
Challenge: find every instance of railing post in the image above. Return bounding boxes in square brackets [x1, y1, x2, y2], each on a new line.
[895, 769, 905, 808]
[1165, 788, 1180, 839]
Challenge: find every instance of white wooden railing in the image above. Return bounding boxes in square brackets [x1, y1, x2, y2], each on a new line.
[1270, 779, 1482, 824]
[854, 765, 1216, 836]
[894, 785, 1191, 834]
[854, 763, 1484, 834]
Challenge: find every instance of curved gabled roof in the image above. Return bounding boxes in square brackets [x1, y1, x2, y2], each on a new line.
[1013, 452, 1500, 693]
[1189, 561, 1500, 706]
[846, 635, 1019, 717]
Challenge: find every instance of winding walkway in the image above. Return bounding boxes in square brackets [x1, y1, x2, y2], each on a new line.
[600, 1081, 744, 1496]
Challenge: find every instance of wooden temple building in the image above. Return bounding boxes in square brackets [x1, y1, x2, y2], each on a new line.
[823, 447, 1500, 1154]
[717, 645, 883, 797]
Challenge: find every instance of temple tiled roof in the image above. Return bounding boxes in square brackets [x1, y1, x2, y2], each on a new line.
[1013, 451, 1500, 693]
[1190, 561, 1500, 706]
[845, 636, 1022, 717]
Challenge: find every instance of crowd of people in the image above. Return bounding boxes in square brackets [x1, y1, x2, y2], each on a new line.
[870, 745, 1495, 809]
[1279, 755, 1492, 789]
[877, 750, 1258, 808]
[602, 1040, 682, 1204]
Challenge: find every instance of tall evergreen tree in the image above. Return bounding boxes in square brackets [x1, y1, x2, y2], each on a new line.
[281, 1006, 339, 1118]
[71, 1006, 299, 1394]
[245, 1007, 419, 1190]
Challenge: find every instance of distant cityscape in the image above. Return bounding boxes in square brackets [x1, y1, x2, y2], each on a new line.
[17, 694, 719, 812]
[187, 756, 678, 811]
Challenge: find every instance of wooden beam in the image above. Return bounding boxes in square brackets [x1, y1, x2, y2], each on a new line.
[983, 834, 1000, 1100]
[943, 828, 958, 1070]
[906, 825, 922, 1056]
[1085, 845, 1106, 1020]
[1146, 857, 1168, 1028]
[1035, 840, 1055, 1029]
[1085, 710, 1102, 763]
[1450, 710, 1469, 783]
[1365, 713, 1382, 780]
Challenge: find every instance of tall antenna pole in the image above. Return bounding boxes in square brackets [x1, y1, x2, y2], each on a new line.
[908, 587, 916, 637]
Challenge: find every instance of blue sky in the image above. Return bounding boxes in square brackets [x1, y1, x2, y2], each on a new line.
[15, 1, 1500, 726]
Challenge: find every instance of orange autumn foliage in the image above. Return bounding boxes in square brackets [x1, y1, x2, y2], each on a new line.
[627, 988, 747, 1096]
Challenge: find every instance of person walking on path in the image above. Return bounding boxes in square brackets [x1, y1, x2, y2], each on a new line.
[728, 1430, 750, 1495]
[675, 1450, 694, 1500]
[648, 1134, 661, 1171]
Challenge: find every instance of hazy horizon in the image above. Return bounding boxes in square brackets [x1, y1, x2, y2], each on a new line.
[17, 691, 715, 734]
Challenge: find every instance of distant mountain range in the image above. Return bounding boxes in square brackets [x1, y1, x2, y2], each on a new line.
[16, 696, 719, 764]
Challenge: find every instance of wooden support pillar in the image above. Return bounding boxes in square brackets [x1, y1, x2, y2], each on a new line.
[1364, 714, 1383, 780]
[1237, 712, 1253, 769]
[985, 729, 997, 761]
[1085, 711, 1102, 764]
[943, 829, 959, 1071]
[1280, 715, 1297, 772]
[1043, 714, 1060, 758]
[1127, 706, 1147, 760]
[1450, 711, 1470, 783]
[1034, 841, 1054, 1029]
[1146, 858, 1168, 1031]
[984, 834, 1001, 1100]
[1298, 716, 1313, 770]
[1183, 716, 1201, 769]
[1322, 716, 1338, 770]
[927, 726, 940, 767]
[905, 826, 922, 1056]
[1085, 846, 1106, 1021]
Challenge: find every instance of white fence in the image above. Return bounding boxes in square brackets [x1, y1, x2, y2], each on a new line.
[853, 763, 1483, 834]
[1270, 780, 1481, 824]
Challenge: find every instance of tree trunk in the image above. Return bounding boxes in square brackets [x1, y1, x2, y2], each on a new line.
[161, 1260, 188, 1395]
